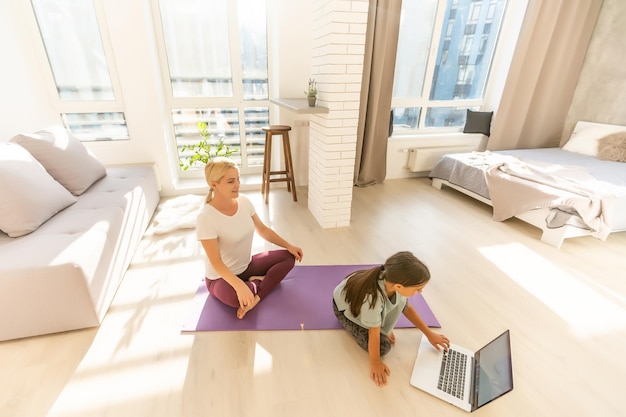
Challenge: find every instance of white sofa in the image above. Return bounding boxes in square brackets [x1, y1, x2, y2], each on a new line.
[0, 127, 159, 341]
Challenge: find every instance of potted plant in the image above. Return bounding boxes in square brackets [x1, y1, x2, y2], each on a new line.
[179, 121, 238, 171]
[304, 78, 318, 107]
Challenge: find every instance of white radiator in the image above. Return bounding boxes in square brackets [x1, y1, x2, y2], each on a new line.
[407, 145, 476, 172]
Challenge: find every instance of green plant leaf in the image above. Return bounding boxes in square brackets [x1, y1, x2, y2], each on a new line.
[178, 121, 239, 171]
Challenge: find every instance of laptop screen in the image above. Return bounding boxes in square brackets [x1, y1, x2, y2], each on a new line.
[473, 330, 514, 409]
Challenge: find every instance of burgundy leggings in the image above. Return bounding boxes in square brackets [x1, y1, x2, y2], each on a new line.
[205, 249, 295, 308]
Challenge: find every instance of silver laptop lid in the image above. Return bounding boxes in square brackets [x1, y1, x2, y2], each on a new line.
[471, 330, 514, 411]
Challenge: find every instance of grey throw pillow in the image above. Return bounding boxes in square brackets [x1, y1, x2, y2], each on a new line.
[463, 109, 493, 136]
[0, 143, 76, 237]
[10, 126, 106, 195]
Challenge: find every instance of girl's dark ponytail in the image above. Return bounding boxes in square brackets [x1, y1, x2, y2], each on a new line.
[341, 251, 430, 317]
[342, 265, 384, 317]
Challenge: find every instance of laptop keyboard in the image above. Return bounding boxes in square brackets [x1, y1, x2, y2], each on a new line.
[437, 348, 468, 399]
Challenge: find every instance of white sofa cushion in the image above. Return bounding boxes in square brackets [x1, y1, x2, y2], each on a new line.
[0, 165, 159, 341]
[10, 126, 106, 195]
[0, 142, 77, 237]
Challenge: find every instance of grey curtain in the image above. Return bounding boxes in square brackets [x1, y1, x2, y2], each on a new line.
[488, 0, 603, 150]
[354, 0, 402, 187]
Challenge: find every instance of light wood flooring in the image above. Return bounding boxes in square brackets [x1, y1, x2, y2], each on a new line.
[2, 177, 625, 417]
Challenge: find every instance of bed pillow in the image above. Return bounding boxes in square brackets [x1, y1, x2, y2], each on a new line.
[10, 126, 106, 195]
[562, 121, 626, 157]
[0, 142, 77, 237]
[463, 109, 493, 136]
[597, 132, 626, 162]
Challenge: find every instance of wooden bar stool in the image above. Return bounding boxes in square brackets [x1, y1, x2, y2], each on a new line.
[261, 125, 297, 204]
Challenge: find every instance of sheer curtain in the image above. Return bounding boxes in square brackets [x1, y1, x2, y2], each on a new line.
[354, 0, 402, 187]
[488, 0, 603, 150]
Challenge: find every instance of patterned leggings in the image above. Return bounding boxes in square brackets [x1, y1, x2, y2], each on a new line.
[333, 301, 392, 357]
[206, 250, 295, 308]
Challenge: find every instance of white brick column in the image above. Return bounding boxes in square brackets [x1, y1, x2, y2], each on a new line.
[308, 0, 368, 228]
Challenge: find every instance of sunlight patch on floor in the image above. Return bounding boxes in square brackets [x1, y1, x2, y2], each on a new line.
[253, 342, 273, 375]
[48, 354, 189, 416]
[479, 242, 626, 337]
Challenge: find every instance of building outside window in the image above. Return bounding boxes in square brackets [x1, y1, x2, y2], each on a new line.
[391, 0, 508, 133]
[155, 0, 269, 176]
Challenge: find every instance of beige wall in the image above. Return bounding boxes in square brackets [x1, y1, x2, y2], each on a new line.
[563, 0, 626, 141]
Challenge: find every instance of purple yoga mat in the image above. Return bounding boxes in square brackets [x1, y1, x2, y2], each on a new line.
[181, 264, 441, 332]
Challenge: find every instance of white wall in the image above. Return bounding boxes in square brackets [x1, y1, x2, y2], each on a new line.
[268, 0, 315, 189]
[0, 0, 315, 196]
[306, 0, 369, 228]
[564, 0, 626, 137]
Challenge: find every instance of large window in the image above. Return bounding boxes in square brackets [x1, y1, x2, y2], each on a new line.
[155, 0, 269, 175]
[391, 0, 507, 133]
[31, 0, 128, 141]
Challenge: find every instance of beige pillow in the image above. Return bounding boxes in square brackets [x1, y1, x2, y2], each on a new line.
[597, 132, 626, 162]
[562, 121, 626, 156]
[0, 142, 77, 237]
[10, 126, 106, 195]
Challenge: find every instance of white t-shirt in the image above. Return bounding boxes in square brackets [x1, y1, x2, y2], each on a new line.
[333, 271, 408, 335]
[196, 195, 256, 279]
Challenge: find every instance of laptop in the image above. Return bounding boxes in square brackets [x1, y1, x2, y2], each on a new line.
[410, 330, 513, 412]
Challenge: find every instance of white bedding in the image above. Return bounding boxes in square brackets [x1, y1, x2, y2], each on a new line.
[428, 148, 626, 243]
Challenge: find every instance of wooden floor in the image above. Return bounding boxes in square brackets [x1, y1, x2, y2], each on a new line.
[2, 177, 625, 417]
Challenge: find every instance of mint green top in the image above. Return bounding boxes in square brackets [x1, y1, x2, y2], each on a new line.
[333, 271, 408, 335]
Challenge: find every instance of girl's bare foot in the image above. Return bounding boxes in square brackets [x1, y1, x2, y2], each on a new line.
[237, 295, 260, 319]
[388, 331, 396, 345]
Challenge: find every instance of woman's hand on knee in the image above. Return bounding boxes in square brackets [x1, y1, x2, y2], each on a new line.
[287, 244, 303, 262]
[235, 283, 255, 309]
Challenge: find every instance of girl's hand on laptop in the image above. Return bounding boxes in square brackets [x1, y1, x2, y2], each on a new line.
[427, 331, 450, 351]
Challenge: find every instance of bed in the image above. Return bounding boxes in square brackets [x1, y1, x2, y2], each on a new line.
[428, 121, 626, 248]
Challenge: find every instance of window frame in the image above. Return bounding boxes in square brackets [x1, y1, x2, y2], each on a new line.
[29, 0, 128, 141]
[391, 0, 511, 136]
[150, 0, 271, 179]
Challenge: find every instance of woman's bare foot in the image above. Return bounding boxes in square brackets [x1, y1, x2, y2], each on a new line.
[388, 331, 396, 345]
[237, 295, 260, 319]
